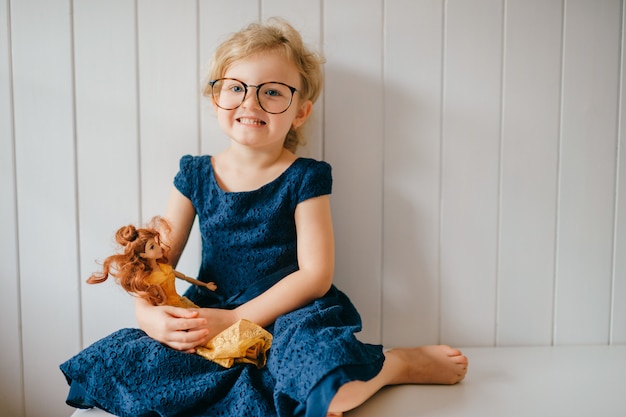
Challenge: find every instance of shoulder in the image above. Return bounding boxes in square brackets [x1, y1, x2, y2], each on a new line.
[177, 154, 212, 172]
[174, 155, 213, 198]
[294, 157, 332, 178]
[292, 158, 332, 203]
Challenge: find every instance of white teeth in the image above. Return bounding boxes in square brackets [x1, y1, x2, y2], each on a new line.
[238, 118, 265, 125]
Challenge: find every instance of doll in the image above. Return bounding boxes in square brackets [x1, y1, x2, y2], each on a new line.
[87, 216, 216, 307]
[88, 216, 272, 368]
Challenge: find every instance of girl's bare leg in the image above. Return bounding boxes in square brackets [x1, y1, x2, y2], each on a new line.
[326, 345, 468, 416]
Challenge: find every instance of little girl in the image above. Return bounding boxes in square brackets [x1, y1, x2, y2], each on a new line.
[61, 18, 467, 417]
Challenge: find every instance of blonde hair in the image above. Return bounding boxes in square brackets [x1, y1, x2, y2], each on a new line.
[203, 18, 325, 152]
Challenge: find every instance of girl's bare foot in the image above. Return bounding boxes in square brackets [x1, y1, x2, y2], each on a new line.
[386, 345, 468, 385]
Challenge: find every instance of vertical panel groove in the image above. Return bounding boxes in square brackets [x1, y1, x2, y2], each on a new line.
[195, 0, 201, 155]
[69, 0, 84, 350]
[552, 0, 567, 346]
[320, 0, 325, 160]
[378, 0, 387, 343]
[134, 0, 143, 221]
[437, 0, 448, 346]
[494, 0, 508, 347]
[437, 0, 448, 343]
[4, 0, 25, 412]
[610, 0, 625, 345]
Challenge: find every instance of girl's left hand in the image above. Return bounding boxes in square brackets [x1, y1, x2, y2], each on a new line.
[189, 307, 240, 345]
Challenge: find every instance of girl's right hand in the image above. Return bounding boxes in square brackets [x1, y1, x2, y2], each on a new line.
[135, 298, 209, 353]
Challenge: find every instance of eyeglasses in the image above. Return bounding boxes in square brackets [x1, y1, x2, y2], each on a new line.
[208, 78, 298, 114]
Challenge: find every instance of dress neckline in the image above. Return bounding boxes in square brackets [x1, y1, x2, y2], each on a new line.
[209, 156, 303, 194]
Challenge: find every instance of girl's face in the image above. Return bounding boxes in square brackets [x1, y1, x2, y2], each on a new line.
[214, 51, 312, 151]
[140, 238, 163, 260]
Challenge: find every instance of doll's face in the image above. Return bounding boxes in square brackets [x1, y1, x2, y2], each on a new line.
[140, 238, 163, 260]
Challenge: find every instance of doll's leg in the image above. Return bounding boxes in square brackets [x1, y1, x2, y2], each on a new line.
[326, 345, 468, 415]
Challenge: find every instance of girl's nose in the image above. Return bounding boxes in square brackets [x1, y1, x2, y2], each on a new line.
[241, 89, 261, 110]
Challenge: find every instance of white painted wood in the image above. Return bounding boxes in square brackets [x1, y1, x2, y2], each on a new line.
[439, 0, 503, 347]
[555, 0, 621, 345]
[496, 0, 562, 346]
[323, 0, 384, 344]
[10, 0, 80, 416]
[612, 0, 626, 346]
[137, 0, 202, 276]
[347, 346, 626, 417]
[0, 2, 24, 416]
[73, 0, 140, 347]
[261, 0, 324, 160]
[382, 0, 444, 347]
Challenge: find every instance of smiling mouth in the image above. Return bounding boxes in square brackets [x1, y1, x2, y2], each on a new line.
[237, 117, 266, 126]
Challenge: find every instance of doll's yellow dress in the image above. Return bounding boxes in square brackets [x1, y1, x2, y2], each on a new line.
[147, 263, 198, 308]
[148, 263, 272, 368]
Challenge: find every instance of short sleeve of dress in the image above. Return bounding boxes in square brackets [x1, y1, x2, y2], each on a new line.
[296, 160, 332, 204]
[173, 155, 199, 200]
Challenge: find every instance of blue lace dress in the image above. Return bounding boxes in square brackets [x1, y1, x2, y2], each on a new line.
[60, 155, 385, 417]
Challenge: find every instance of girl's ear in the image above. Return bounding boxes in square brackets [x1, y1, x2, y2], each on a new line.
[139, 252, 147, 258]
[292, 100, 313, 129]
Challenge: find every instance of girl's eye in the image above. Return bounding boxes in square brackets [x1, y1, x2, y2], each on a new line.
[264, 89, 281, 97]
[230, 85, 244, 93]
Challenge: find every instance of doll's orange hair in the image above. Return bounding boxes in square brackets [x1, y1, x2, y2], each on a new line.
[87, 216, 172, 306]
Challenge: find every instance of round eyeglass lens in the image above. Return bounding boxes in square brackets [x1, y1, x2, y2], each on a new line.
[211, 79, 294, 114]
[256, 83, 293, 114]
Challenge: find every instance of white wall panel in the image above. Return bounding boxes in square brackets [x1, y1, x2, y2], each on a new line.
[138, 0, 202, 276]
[10, 0, 79, 416]
[138, 0, 200, 215]
[73, 0, 141, 346]
[555, 0, 621, 345]
[0, 2, 24, 416]
[382, 0, 444, 347]
[440, 0, 504, 346]
[324, 0, 384, 344]
[497, 0, 563, 346]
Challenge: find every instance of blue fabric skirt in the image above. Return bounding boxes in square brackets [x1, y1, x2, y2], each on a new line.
[60, 267, 384, 417]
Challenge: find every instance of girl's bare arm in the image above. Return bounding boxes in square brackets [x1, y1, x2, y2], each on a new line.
[232, 194, 335, 327]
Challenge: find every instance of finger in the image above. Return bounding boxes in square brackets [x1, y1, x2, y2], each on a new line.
[162, 305, 200, 319]
[166, 317, 207, 332]
[166, 329, 209, 350]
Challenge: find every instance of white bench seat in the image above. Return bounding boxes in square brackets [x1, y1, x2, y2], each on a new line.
[71, 346, 626, 417]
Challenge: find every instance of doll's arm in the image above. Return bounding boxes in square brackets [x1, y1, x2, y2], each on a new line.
[173, 270, 217, 291]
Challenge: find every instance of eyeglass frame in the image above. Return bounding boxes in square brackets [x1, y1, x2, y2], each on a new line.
[208, 78, 299, 115]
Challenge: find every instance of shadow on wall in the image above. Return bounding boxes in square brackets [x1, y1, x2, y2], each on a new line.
[323, 63, 442, 346]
